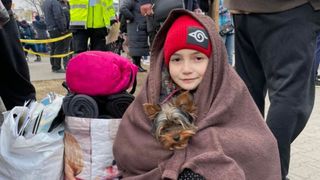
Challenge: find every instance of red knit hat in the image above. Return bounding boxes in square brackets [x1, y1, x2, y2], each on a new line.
[164, 15, 212, 65]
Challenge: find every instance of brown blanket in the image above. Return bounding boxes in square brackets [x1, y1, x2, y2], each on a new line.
[113, 9, 281, 180]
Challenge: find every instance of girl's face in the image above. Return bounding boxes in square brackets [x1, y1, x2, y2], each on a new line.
[169, 49, 209, 90]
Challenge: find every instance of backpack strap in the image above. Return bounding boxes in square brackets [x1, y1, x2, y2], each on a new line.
[62, 81, 70, 93]
[129, 72, 137, 95]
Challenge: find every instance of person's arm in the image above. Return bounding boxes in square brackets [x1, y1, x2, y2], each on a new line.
[120, 0, 135, 22]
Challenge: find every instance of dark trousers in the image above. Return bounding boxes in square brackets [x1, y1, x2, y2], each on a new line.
[0, 15, 35, 110]
[48, 30, 71, 71]
[132, 56, 142, 66]
[315, 34, 320, 76]
[35, 43, 47, 52]
[146, 16, 160, 47]
[72, 27, 108, 53]
[233, 3, 320, 179]
[23, 43, 41, 60]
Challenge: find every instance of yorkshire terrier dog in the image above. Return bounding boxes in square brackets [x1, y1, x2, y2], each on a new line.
[143, 91, 197, 150]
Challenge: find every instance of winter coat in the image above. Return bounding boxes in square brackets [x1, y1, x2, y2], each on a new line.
[197, 0, 210, 13]
[18, 21, 35, 39]
[184, 0, 199, 10]
[120, 0, 149, 57]
[0, 10, 36, 110]
[42, 0, 67, 32]
[59, 0, 70, 30]
[32, 19, 48, 39]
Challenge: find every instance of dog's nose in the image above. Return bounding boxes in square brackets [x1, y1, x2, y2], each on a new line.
[173, 135, 180, 141]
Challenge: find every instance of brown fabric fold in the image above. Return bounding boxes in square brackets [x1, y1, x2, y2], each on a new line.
[113, 9, 281, 180]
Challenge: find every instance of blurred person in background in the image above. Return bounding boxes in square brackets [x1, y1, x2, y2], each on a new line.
[59, 0, 71, 69]
[196, 0, 235, 64]
[218, 0, 234, 65]
[139, 0, 202, 46]
[224, 0, 320, 179]
[32, 15, 48, 55]
[42, 0, 69, 73]
[0, 0, 36, 110]
[18, 19, 41, 62]
[69, 0, 115, 54]
[120, 0, 149, 72]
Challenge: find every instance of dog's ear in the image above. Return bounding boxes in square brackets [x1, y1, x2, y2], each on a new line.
[174, 91, 197, 115]
[143, 103, 161, 120]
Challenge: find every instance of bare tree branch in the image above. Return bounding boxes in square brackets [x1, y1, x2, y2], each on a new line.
[24, 0, 44, 15]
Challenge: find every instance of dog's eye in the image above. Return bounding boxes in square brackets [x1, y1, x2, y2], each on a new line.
[160, 128, 169, 134]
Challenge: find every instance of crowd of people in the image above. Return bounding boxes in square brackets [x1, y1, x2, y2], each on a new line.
[14, 0, 71, 73]
[17, 19, 42, 62]
[12, 0, 236, 74]
[1, 0, 320, 180]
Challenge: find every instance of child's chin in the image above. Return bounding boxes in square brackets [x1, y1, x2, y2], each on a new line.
[179, 84, 198, 91]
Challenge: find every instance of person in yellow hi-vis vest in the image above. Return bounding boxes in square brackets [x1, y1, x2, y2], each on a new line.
[69, 0, 115, 53]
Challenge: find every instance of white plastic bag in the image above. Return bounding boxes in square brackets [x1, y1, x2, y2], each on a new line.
[64, 116, 121, 180]
[0, 107, 64, 180]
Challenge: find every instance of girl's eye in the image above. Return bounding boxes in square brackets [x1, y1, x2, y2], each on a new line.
[195, 56, 204, 61]
[170, 57, 180, 62]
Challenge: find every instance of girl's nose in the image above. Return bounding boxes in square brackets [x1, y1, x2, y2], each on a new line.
[181, 60, 192, 73]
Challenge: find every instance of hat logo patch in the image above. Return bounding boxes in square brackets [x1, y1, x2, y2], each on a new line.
[189, 30, 208, 43]
[187, 27, 209, 49]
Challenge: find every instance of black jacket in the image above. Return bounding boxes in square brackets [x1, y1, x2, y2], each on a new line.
[0, 10, 36, 110]
[120, 0, 149, 56]
[32, 19, 48, 39]
[42, 0, 67, 32]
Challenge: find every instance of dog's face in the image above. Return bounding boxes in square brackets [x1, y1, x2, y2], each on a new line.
[143, 91, 197, 150]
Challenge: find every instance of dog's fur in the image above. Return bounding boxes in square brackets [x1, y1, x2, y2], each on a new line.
[143, 91, 197, 150]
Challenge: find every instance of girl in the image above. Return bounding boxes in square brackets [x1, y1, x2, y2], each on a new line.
[113, 9, 281, 179]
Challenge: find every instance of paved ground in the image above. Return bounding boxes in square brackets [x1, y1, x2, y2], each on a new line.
[286, 89, 320, 179]
[28, 55, 65, 81]
[28, 55, 320, 179]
